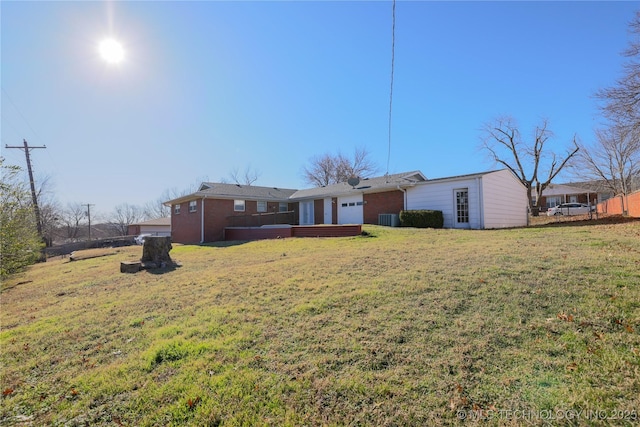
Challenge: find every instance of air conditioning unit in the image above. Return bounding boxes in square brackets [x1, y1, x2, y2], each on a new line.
[378, 213, 399, 227]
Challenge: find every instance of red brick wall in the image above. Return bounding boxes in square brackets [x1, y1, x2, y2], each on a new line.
[293, 224, 361, 237]
[630, 192, 640, 217]
[203, 199, 234, 242]
[224, 225, 361, 241]
[363, 190, 405, 224]
[598, 191, 640, 217]
[225, 226, 293, 241]
[127, 225, 141, 236]
[172, 199, 301, 243]
[171, 200, 202, 244]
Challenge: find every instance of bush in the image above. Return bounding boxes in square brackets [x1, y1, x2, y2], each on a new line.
[399, 210, 444, 228]
[0, 159, 44, 278]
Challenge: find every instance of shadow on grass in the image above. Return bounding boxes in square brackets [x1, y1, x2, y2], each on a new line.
[529, 214, 639, 229]
[144, 263, 183, 275]
[200, 240, 251, 248]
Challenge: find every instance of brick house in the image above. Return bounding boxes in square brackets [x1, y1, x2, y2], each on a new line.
[537, 183, 612, 212]
[165, 169, 529, 243]
[289, 171, 427, 226]
[165, 183, 297, 244]
[165, 172, 426, 243]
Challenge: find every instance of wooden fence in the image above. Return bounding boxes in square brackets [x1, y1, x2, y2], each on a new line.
[597, 191, 640, 217]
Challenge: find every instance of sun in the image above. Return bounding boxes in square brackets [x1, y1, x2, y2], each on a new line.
[98, 38, 125, 64]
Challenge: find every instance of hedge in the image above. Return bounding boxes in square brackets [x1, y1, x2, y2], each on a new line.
[399, 210, 444, 228]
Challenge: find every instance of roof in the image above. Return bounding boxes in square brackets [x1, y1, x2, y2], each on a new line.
[418, 169, 510, 184]
[289, 171, 427, 200]
[164, 183, 298, 205]
[541, 183, 603, 196]
[131, 217, 171, 227]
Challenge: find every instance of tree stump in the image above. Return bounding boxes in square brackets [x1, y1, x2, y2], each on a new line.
[140, 236, 173, 268]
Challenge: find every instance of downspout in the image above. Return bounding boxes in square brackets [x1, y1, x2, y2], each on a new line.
[397, 185, 407, 211]
[200, 197, 205, 244]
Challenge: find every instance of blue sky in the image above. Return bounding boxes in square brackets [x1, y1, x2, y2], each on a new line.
[1, 1, 637, 216]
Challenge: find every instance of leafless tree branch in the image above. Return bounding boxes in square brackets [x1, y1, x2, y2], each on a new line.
[481, 117, 579, 213]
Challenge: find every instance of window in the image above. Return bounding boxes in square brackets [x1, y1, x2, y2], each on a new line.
[257, 201, 267, 212]
[279, 202, 288, 212]
[234, 200, 245, 212]
[546, 196, 562, 208]
[174, 204, 181, 215]
[189, 200, 197, 213]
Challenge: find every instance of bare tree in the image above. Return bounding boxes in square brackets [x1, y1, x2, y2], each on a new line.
[584, 9, 640, 202]
[153, 179, 211, 217]
[109, 203, 145, 236]
[228, 166, 261, 186]
[59, 202, 87, 241]
[481, 117, 580, 214]
[302, 153, 337, 187]
[35, 175, 60, 246]
[576, 125, 640, 195]
[596, 11, 640, 131]
[302, 147, 380, 187]
[143, 197, 171, 220]
[38, 201, 60, 246]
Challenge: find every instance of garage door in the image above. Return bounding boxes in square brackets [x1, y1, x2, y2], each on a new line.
[337, 195, 363, 224]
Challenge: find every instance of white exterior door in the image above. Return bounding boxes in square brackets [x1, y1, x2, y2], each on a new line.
[454, 189, 470, 229]
[337, 195, 364, 224]
[323, 198, 332, 224]
[300, 201, 314, 225]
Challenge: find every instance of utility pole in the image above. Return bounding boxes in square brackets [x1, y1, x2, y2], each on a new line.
[5, 140, 46, 238]
[83, 204, 95, 240]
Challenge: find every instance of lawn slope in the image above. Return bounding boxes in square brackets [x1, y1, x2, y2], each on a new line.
[1, 222, 639, 426]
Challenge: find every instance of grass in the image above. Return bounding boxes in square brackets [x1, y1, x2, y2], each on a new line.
[1, 219, 640, 426]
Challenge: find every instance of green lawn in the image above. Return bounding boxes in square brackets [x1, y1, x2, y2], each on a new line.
[1, 220, 639, 426]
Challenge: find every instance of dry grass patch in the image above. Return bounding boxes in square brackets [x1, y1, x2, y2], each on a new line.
[1, 221, 639, 426]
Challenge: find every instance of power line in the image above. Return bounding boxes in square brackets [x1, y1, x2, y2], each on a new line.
[386, 0, 396, 176]
[1, 88, 44, 144]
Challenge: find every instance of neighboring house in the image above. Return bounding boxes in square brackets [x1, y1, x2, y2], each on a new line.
[165, 183, 297, 243]
[537, 183, 611, 211]
[406, 169, 528, 229]
[288, 171, 427, 226]
[127, 217, 171, 237]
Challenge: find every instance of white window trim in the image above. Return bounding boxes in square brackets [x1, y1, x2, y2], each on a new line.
[257, 201, 267, 212]
[234, 200, 245, 212]
[174, 204, 181, 214]
[189, 200, 197, 213]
